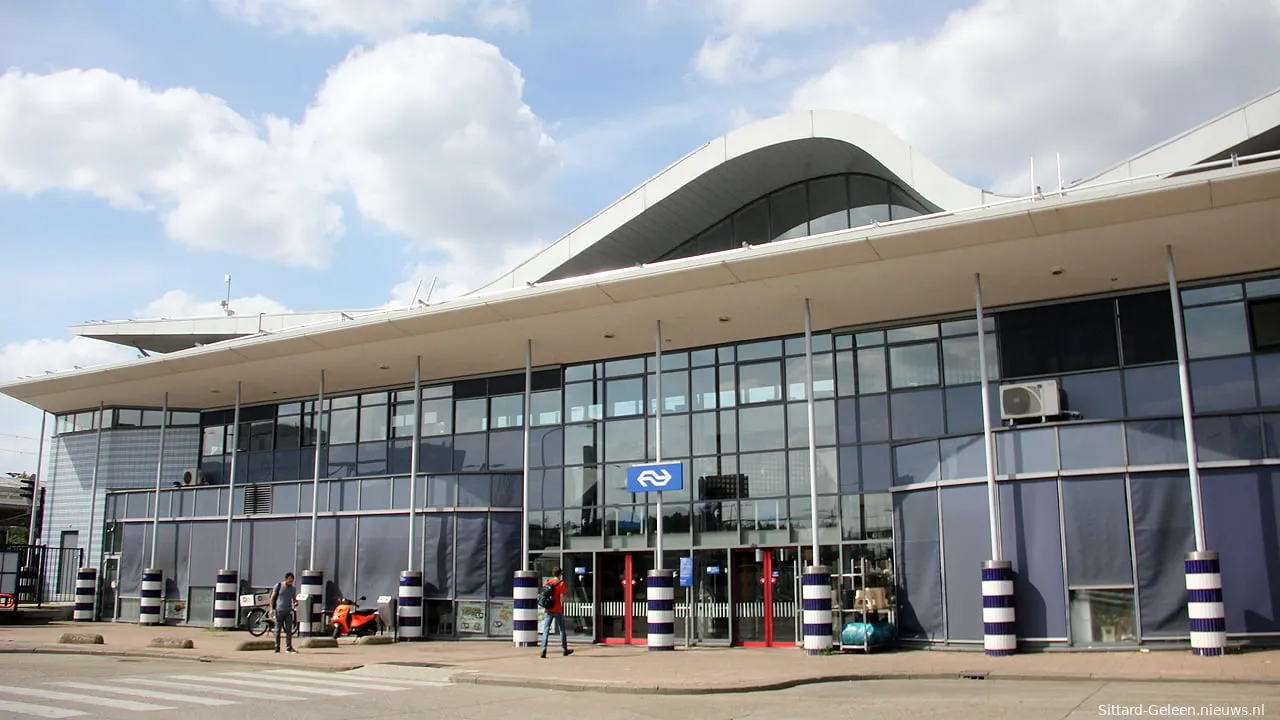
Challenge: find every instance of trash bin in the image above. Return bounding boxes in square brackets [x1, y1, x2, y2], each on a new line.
[377, 595, 397, 636]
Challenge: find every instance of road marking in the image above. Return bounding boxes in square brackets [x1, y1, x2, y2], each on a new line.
[0, 699, 86, 718]
[167, 674, 357, 696]
[51, 682, 238, 706]
[0, 685, 172, 711]
[116, 678, 305, 701]
[259, 669, 420, 691]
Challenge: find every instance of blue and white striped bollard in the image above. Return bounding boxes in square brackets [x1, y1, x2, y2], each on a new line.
[1186, 550, 1226, 657]
[398, 570, 423, 640]
[214, 569, 238, 629]
[802, 565, 833, 655]
[139, 568, 163, 626]
[982, 560, 1016, 656]
[647, 569, 675, 652]
[513, 571, 539, 647]
[73, 567, 96, 622]
[299, 569, 323, 636]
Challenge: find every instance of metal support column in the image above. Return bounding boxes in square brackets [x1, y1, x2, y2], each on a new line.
[308, 370, 325, 568]
[802, 298, 832, 654]
[513, 342, 538, 648]
[84, 402, 105, 563]
[223, 382, 241, 570]
[408, 357, 421, 570]
[647, 320, 676, 652]
[27, 413, 46, 543]
[303, 370, 325, 637]
[1167, 245, 1225, 657]
[976, 273, 1016, 656]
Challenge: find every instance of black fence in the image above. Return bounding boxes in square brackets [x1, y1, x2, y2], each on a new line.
[0, 544, 83, 606]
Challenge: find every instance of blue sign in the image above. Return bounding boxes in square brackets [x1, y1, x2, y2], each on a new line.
[626, 460, 684, 493]
[574, 567, 588, 576]
[678, 557, 693, 587]
[707, 566, 722, 575]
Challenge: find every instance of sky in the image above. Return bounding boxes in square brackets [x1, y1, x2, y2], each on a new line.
[3, 0, 1280, 473]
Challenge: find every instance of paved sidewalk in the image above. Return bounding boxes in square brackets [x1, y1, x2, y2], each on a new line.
[1, 621, 1277, 694]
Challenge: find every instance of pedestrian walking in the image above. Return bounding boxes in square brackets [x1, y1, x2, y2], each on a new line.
[269, 571, 299, 654]
[539, 567, 573, 658]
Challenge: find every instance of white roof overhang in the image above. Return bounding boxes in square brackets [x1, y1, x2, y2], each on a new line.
[4, 160, 1279, 415]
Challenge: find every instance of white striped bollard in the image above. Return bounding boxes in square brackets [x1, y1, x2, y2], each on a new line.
[73, 567, 96, 622]
[513, 570, 538, 647]
[982, 560, 1016, 656]
[398, 570, 423, 640]
[647, 569, 675, 652]
[139, 568, 163, 626]
[214, 569, 238, 629]
[802, 565, 833, 655]
[299, 569, 323, 636]
[1186, 550, 1226, 657]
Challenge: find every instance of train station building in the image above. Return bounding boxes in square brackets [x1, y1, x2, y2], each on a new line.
[4, 88, 1280, 652]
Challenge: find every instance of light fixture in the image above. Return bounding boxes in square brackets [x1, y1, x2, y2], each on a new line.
[1050, 266, 1064, 276]
[718, 316, 731, 323]
[210, 389, 221, 394]
[603, 332, 616, 339]
[378, 364, 390, 370]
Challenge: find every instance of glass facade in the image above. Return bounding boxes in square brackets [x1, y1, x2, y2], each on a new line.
[87, 269, 1280, 646]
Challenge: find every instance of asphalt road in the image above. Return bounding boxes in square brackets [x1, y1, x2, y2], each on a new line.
[0, 654, 1275, 719]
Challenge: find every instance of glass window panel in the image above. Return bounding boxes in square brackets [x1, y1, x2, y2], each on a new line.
[421, 398, 452, 436]
[1118, 291, 1177, 365]
[836, 350, 856, 397]
[858, 395, 890, 442]
[356, 440, 387, 476]
[488, 430, 524, 470]
[648, 370, 689, 414]
[565, 364, 594, 382]
[1182, 284, 1243, 306]
[848, 175, 891, 226]
[1070, 589, 1137, 645]
[894, 440, 940, 486]
[737, 340, 782, 362]
[786, 400, 836, 447]
[1258, 353, 1280, 407]
[427, 475, 456, 506]
[691, 367, 718, 410]
[452, 434, 487, 472]
[1195, 415, 1263, 462]
[786, 448, 838, 496]
[529, 426, 563, 469]
[1184, 303, 1251, 358]
[940, 317, 994, 336]
[389, 403, 414, 438]
[886, 325, 938, 343]
[862, 444, 892, 492]
[733, 199, 769, 246]
[564, 466, 601, 507]
[945, 385, 984, 436]
[457, 475, 490, 507]
[358, 405, 387, 442]
[1061, 370, 1124, 421]
[531, 389, 562, 426]
[1246, 277, 1280, 297]
[607, 377, 645, 417]
[564, 381, 602, 423]
[490, 395, 524, 429]
[1124, 364, 1182, 417]
[738, 451, 787, 497]
[1059, 423, 1125, 469]
[941, 334, 999, 385]
[330, 396, 358, 410]
[996, 428, 1058, 474]
[842, 494, 893, 541]
[116, 409, 142, 427]
[857, 347, 887, 394]
[1190, 357, 1258, 412]
[837, 397, 858, 444]
[785, 354, 835, 401]
[647, 414, 691, 461]
[857, 331, 885, 347]
[739, 405, 786, 452]
[1062, 475, 1133, 586]
[530, 467, 563, 510]
[789, 494, 839, 530]
[604, 419, 646, 463]
[998, 298, 1119, 378]
[454, 398, 488, 433]
[697, 219, 733, 255]
[1265, 414, 1280, 458]
[563, 424, 599, 466]
[1251, 298, 1280, 352]
[807, 176, 850, 235]
[1125, 420, 1187, 466]
[890, 389, 944, 440]
[889, 183, 927, 217]
[784, 333, 833, 356]
[422, 384, 451, 399]
[360, 478, 392, 510]
[690, 349, 716, 367]
[738, 361, 782, 404]
[138, 409, 161, 427]
[202, 426, 225, 457]
[327, 409, 357, 445]
[326, 443, 357, 478]
[691, 412, 722, 456]
[718, 365, 737, 408]
[769, 183, 808, 242]
[940, 435, 986, 480]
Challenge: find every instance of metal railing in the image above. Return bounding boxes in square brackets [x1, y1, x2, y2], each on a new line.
[0, 544, 83, 606]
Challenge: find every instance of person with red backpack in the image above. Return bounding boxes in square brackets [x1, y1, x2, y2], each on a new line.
[537, 567, 572, 658]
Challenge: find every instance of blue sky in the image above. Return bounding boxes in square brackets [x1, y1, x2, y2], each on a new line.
[2, 0, 1279, 471]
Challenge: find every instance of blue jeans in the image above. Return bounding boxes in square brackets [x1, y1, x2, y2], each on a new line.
[541, 611, 567, 653]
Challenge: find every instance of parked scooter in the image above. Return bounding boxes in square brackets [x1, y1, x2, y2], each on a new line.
[331, 595, 385, 639]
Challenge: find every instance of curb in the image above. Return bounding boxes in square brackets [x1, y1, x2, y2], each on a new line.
[0, 644, 362, 672]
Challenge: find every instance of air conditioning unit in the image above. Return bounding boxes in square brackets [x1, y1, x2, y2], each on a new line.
[181, 468, 206, 486]
[1000, 380, 1061, 422]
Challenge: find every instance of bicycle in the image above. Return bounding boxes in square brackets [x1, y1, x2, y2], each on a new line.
[245, 607, 301, 638]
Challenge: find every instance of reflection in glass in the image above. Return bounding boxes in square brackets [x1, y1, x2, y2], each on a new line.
[1124, 420, 1186, 466]
[455, 398, 488, 434]
[940, 435, 985, 480]
[893, 441, 939, 486]
[858, 348, 887, 394]
[739, 405, 786, 452]
[941, 334, 999, 385]
[808, 176, 850, 235]
[607, 378, 645, 418]
[890, 343, 940, 388]
[1184, 303, 1251, 358]
[603, 419, 646, 463]
[889, 389, 944, 441]
[1069, 589, 1136, 644]
[564, 382, 602, 423]
[531, 390, 562, 426]
[1195, 415, 1263, 462]
[787, 447, 838, 495]
[996, 428, 1058, 474]
[1059, 423, 1125, 469]
[786, 400, 836, 447]
[490, 395, 523, 429]
[738, 451, 787, 497]
[1190, 357, 1258, 412]
[770, 183, 808, 241]
[421, 398, 452, 436]
[691, 367, 718, 410]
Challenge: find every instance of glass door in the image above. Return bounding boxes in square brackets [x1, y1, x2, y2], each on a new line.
[563, 553, 595, 641]
[732, 547, 797, 647]
[99, 556, 118, 621]
[597, 552, 652, 644]
[732, 549, 766, 645]
[693, 550, 730, 645]
[771, 548, 799, 648]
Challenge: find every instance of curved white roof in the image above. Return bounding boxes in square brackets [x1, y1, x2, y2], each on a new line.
[476, 109, 1010, 293]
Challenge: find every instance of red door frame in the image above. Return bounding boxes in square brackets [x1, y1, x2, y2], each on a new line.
[603, 553, 640, 645]
[736, 549, 780, 648]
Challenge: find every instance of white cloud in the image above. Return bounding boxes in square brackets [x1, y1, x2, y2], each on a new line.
[0, 33, 559, 284]
[384, 239, 546, 308]
[136, 290, 293, 319]
[789, 0, 1280, 193]
[687, 0, 863, 84]
[0, 338, 138, 473]
[210, 0, 529, 39]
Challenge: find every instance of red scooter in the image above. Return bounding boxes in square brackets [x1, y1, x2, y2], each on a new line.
[331, 595, 385, 639]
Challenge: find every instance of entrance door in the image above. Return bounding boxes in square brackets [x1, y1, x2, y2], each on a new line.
[99, 557, 118, 621]
[732, 548, 800, 647]
[598, 553, 652, 644]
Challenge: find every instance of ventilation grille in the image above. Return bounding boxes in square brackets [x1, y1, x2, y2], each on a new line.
[244, 485, 273, 515]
